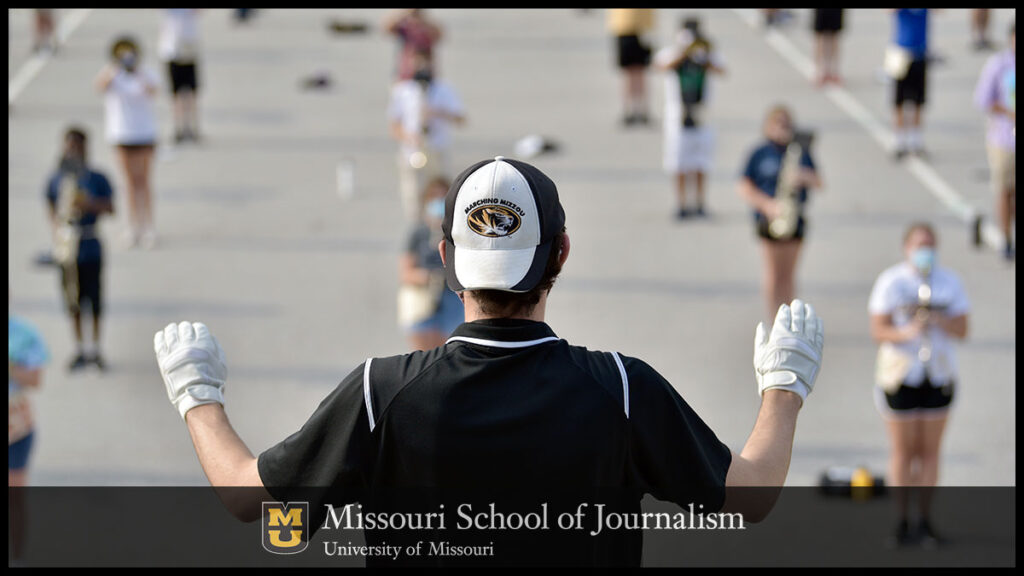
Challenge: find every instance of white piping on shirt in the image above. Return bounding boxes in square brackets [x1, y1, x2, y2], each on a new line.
[611, 352, 630, 419]
[363, 358, 376, 432]
[444, 336, 561, 348]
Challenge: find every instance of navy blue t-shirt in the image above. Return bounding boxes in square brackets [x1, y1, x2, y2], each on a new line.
[741, 140, 815, 224]
[45, 169, 114, 264]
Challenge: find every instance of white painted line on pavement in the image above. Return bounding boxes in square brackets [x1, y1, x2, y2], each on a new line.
[9, 8, 94, 105]
[731, 8, 1005, 252]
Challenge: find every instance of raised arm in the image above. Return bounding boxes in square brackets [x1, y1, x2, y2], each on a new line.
[154, 321, 270, 523]
[722, 300, 824, 522]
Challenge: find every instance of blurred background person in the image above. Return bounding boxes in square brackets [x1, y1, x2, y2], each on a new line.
[382, 8, 443, 82]
[9, 296, 49, 487]
[812, 9, 844, 86]
[654, 16, 725, 219]
[44, 127, 115, 372]
[970, 9, 994, 51]
[889, 9, 932, 160]
[868, 222, 969, 547]
[738, 105, 822, 321]
[32, 9, 57, 54]
[397, 176, 464, 351]
[96, 36, 159, 249]
[607, 8, 655, 126]
[388, 49, 466, 221]
[974, 21, 1015, 262]
[158, 8, 202, 144]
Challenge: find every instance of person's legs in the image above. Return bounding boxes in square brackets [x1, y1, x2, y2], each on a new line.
[135, 147, 156, 244]
[972, 9, 991, 49]
[893, 103, 907, 158]
[695, 171, 706, 214]
[116, 146, 140, 244]
[627, 66, 648, 123]
[813, 33, 827, 85]
[885, 416, 919, 542]
[761, 239, 802, 319]
[916, 413, 949, 542]
[772, 239, 801, 313]
[183, 89, 199, 139]
[172, 92, 187, 141]
[674, 172, 688, 216]
[825, 34, 840, 82]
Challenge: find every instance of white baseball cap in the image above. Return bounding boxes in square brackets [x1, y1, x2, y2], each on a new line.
[442, 157, 566, 293]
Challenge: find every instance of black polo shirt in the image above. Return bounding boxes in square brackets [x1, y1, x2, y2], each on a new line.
[258, 318, 732, 566]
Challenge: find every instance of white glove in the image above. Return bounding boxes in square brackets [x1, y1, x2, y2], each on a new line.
[154, 321, 227, 420]
[754, 299, 824, 403]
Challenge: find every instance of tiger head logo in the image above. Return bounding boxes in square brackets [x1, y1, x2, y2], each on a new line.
[467, 205, 521, 238]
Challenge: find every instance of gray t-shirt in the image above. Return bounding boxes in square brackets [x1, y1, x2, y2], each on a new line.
[406, 223, 444, 270]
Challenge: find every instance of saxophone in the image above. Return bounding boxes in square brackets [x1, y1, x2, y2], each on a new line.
[53, 164, 86, 306]
[53, 168, 84, 266]
[767, 131, 813, 240]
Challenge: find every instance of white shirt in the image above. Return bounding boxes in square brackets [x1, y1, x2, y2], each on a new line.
[158, 9, 200, 62]
[868, 262, 970, 386]
[104, 67, 160, 145]
[387, 79, 464, 156]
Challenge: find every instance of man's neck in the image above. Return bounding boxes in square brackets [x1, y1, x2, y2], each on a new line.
[461, 292, 548, 324]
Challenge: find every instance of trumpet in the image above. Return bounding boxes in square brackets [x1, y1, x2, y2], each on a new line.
[767, 130, 814, 240]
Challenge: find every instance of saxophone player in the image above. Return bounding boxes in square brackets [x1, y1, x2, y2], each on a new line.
[738, 105, 822, 320]
[44, 127, 115, 372]
[388, 49, 466, 222]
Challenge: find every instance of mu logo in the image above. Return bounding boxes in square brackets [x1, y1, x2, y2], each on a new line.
[262, 501, 309, 554]
[467, 205, 521, 238]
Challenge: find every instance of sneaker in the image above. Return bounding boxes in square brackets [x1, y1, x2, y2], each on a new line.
[893, 147, 909, 161]
[917, 519, 946, 549]
[90, 353, 107, 372]
[912, 147, 929, 160]
[1004, 245, 1015, 262]
[68, 353, 89, 372]
[695, 206, 707, 217]
[123, 228, 140, 249]
[676, 207, 691, 220]
[140, 228, 158, 250]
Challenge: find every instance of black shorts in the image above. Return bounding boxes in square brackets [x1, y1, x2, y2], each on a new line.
[756, 214, 806, 243]
[61, 259, 102, 317]
[894, 58, 927, 106]
[813, 9, 843, 34]
[876, 376, 954, 417]
[168, 61, 199, 94]
[616, 35, 651, 69]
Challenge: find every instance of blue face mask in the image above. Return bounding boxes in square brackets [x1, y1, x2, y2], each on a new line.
[911, 247, 936, 274]
[426, 198, 445, 220]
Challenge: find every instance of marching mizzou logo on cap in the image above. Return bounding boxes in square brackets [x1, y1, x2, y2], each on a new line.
[262, 501, 309, 554]
[467, 205, 521, 238]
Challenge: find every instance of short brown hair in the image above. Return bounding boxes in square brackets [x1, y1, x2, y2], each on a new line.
[467, 227, 566, 318]
[902, 221, 937, 246]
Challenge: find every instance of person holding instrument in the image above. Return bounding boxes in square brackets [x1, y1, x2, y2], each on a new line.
[96, 35, 159, 249]
[738, 105, 822, 321]
[654, 16, 726, 219]
[868, 222, 969, 548]
[44, 127, 115, 371]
